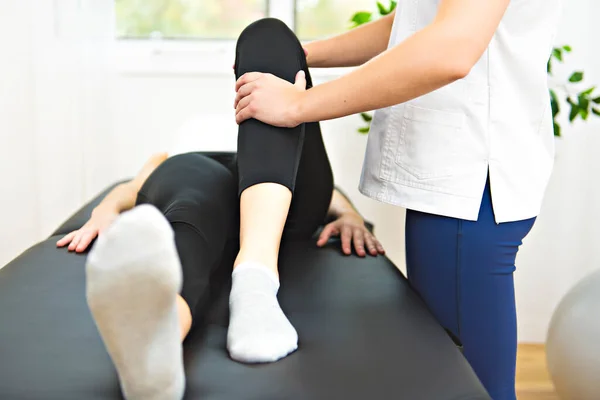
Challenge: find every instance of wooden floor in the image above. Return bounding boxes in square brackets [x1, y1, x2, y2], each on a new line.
[516, 344, 559, 400]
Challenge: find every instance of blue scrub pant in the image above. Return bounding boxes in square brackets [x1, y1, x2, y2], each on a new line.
[406, 178, 536, 400]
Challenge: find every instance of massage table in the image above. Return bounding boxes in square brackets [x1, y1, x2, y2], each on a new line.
[0, 183, 490, 399]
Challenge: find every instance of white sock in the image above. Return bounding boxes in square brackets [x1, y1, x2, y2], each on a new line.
[227, 262, 298, 363]
[86, 205, 185, 400]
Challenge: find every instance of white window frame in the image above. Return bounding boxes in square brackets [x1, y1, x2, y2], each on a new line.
[114, 0, 348, 77]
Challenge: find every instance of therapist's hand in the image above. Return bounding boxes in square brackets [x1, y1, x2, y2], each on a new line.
[317, 212, 385, 257]
[235, 70, 307, 127]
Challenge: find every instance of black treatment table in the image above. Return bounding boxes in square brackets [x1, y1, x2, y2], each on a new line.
[0, 183, 490, 400]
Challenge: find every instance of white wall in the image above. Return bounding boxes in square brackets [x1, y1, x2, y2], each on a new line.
[515, 0, 600, 342]
[0, 0, 115, 267]
[1, 0, 599, 343]
[0, 1, 39, 267]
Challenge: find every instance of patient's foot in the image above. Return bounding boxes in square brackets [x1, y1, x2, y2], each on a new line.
[86, 205, 185, 400]
[227, 262, 298, 363]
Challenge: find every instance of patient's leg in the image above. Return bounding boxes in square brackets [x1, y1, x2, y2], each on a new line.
[228, 184, 295, 363]
[227, 18, 333, 363]
[87, 205, 185, 400]
[87, 153, 238, 399]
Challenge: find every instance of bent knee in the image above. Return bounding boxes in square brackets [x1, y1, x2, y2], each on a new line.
[239, 18, 293, 41]
[237, 18, 303, 59]
[236, 18, 306, 81]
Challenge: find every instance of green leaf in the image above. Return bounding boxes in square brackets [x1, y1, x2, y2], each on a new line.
[552, 48, 563, 62]
[593, 96, 600, 104]
[358, 127, 370, 134]
[377, 1, 398, 15]
[569, 71, 584, 83]
[550, 90, 559, 118]
[562, 45, 572, 52]
[592, 108, 600, 117]
[582, 86, 596, 96]
[578, 94, 590, 111]
[360, 112, 373, 122]
[547, 58, 552, 74]
[553, 121, 561, 137]
[580, 108, 589, 120]
[351, 11, 373, 27]
[569, 102, 580, 122]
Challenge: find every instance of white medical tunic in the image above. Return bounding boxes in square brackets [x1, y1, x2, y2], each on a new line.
[359, 0, 562, 223]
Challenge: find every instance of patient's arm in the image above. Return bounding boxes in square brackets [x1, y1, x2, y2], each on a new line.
[95, 152, 169, 213]
[317, 188, 385, 257]
[56, 152, 168, 253]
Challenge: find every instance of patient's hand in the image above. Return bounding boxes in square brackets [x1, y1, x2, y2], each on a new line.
[317, 212, 385, 257]
[56, 207, 119, 253]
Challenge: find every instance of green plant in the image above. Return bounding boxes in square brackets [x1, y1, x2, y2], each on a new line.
[351, 1, 600, 137]
[350, 0, 397, 28]
[547, 47, 600, 136]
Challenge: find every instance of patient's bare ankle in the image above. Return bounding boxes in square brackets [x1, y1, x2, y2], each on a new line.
[176, 296, 192, 342]
[234, 251, 278, 277]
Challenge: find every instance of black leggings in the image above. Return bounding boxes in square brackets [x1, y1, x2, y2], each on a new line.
[136, 19, 334, 322]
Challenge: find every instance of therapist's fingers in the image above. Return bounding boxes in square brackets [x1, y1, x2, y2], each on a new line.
[235, 96, 254, 124]
[294, 70, 306, 90]
[352, 229, 366, 257]
[234, 82, 257, 109]
[340, 226, 352, 255]
[235, 72, 263, 92]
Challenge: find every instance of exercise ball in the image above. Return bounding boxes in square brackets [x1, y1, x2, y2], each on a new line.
[546, 269, 600, 400]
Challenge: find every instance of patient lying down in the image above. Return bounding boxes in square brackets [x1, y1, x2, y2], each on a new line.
[57, 18, 383, 400]
[57, 149, 382, 399]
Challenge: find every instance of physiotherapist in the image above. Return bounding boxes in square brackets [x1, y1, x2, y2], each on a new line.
[233, 0, 562, 399]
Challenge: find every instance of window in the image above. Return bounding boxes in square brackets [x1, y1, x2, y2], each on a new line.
[115, 0, 377, 40]
[114, 0, 383, 75]
[295, 0, 377, 39]
[115, 0, 268, 39]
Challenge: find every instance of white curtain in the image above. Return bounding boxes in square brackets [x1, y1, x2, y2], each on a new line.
[0, 0, 116, 266]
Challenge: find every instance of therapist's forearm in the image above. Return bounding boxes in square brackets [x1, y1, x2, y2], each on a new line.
[296, 23, 473, 123]
[304, 11, 396, 68]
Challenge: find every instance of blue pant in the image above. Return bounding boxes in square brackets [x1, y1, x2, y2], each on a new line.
[405, 179, 535, 400]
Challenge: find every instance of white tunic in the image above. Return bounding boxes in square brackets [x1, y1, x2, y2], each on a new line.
[359, 0, 563, 223]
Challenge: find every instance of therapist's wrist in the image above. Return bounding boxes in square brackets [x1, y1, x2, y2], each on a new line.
[303, 41, 328, 68]
[303, 42, 320, 67]
[291, 90, 309, 127]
